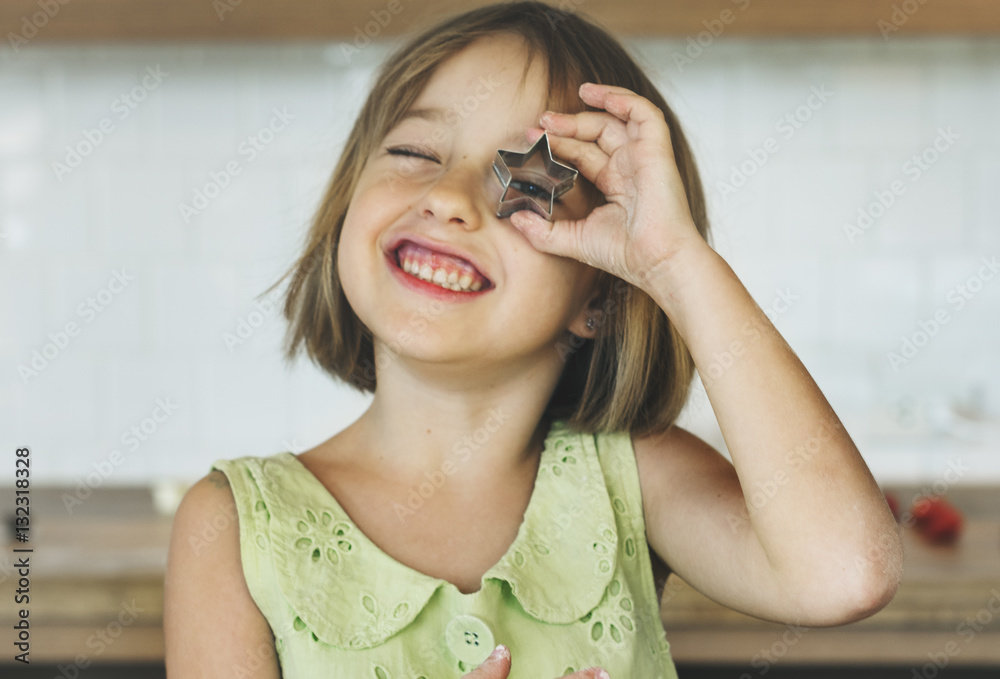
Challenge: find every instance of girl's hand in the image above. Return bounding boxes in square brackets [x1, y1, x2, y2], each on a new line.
[460, 644, 610, 679]
[510, 82, 705, 293]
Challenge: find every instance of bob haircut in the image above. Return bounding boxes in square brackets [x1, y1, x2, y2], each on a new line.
[264, 0, 713, 437]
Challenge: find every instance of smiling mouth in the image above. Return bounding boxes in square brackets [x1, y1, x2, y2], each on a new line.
[393, 241, 492, 292]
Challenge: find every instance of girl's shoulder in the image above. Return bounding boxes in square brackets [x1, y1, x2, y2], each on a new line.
[170, 466, 249, 558]
[165, 469, 280, 674]
[173, 468, 240, 532]
[209, 451, 323, 522]
[210, 450, 308, 490]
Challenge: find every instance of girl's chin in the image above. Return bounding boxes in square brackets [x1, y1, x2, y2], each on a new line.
[369, 335, 565, 374]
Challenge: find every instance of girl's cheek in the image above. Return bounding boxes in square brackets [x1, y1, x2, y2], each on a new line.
[370, 173, 426, 203]
[378, 159, 441, 188]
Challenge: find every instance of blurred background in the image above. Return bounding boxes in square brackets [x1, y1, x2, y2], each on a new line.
[1, 0, 999, 676]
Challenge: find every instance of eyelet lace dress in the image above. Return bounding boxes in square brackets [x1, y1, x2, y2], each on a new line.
[211, 419, 679, 678]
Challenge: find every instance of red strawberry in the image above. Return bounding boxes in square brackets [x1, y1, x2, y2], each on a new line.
[910, 495, 963, 544]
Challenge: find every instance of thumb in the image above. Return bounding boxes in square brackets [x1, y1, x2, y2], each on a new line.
[461, 644, 511, 679]
[509, 210, 581, 260]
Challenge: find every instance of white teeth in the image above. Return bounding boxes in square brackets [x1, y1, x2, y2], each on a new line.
[398, 256, 485, 292]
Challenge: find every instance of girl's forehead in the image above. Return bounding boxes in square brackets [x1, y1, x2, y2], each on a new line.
[405, 78, 545, 137]
[393, 36, 583, 145]
[421, 46, 542, 101]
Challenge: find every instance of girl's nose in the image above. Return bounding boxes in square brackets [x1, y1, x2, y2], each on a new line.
[417, 164, 495, 231]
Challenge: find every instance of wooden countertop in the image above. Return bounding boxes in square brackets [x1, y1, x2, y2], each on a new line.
[1, 485, 998, 664]
[660, 485, 1000, 664]
[1, 487, 170, 662]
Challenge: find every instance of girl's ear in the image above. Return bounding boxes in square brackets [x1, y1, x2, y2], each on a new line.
[567, 290, 604, 340]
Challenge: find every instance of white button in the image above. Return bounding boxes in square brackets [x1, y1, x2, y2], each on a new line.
[444, 614, 495, 665]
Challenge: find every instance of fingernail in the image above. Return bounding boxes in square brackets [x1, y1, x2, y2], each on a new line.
[488, 644, 508, 662]
[596, 669, 610, 679]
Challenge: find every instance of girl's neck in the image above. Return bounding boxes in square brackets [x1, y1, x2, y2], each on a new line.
[343, 356, 560, 493]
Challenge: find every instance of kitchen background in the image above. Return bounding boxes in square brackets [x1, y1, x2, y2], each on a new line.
[2, 1, 1000, 675]
[3, 31, 998, 490]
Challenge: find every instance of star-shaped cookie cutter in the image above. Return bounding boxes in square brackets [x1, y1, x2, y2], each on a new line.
[493, 132, 578, 220]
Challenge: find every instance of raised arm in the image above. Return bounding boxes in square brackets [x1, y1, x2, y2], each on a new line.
[632, 242, 903, 625]
[505, 81, 903, 627]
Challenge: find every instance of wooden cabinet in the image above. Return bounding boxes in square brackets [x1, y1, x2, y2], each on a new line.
[1, 0, 999, 41]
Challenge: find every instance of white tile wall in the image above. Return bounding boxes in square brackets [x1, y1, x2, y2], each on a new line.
[2, 36, 999, 487]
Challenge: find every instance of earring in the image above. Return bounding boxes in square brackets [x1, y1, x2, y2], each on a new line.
[586, 316, 596, 331]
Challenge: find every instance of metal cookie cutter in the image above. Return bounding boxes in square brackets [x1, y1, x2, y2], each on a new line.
[493, 132, 578, 220]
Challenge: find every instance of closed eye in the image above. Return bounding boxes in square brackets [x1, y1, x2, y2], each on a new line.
[386, 145, 439, 163]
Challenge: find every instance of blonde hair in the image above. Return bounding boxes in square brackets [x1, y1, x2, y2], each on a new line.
[263, 1, 713, 436]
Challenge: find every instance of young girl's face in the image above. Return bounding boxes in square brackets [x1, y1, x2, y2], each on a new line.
[339, 33, 599, 374]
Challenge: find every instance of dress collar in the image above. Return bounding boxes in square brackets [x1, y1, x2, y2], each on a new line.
[252, 419, 619, 649]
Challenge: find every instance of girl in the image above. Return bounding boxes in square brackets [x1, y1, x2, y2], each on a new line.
[164, 3, 903, 678]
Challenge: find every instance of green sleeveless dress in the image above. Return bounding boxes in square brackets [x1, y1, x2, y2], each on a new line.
[211, 419, 680, 678]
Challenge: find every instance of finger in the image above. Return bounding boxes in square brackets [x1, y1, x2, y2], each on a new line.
[577, 82, 669, 141]
[525, 126, 611, 190]
[542, 134, 611, 189]
[539, 110, 629, 156]
[525, 126, 546, 144]
[508, 209, 588, 262]
[461, 645, 511, 679]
